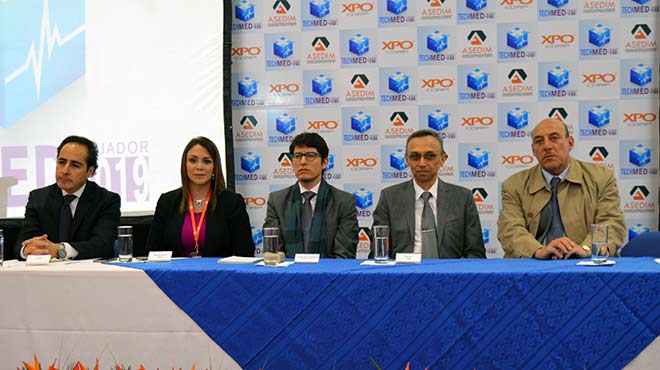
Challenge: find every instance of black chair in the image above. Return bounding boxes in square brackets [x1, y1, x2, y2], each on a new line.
[620, 231, 660, 257]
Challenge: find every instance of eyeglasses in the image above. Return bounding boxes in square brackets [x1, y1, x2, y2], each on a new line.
[292, 152, 320, 161]
[407, 152, 443, 161]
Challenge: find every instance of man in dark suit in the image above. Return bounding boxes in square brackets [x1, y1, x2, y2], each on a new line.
[264, 132, 358, 258]
[373, 129, 485, 259]
[15, 136, 120, 260]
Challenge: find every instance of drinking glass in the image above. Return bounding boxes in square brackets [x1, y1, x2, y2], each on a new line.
[373, 225, 389, 263]
[591, 224, 609, 264]
[262, 227, 280, 265]
[117, 226, 133, 262]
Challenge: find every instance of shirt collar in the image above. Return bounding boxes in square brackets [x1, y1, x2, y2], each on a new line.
[541, 163, 571, 185]
[62, 182, 86, 199]
[298, 181, 320, 195]
[413, 178, 438, 201]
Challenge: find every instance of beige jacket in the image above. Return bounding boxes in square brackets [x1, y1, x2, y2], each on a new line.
[498, 158, 625, 258]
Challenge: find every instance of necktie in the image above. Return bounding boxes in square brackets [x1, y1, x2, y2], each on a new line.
[546, 177, 565, 243]
[301, 191, 316, 253]
[421, 192, 439, 259]
[59, 194, 77, 242]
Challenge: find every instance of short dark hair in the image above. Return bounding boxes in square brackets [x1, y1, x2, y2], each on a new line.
[405, 129, 446, 156]
[179, 136, 226, 212]
[57, 136, 99, 175]
[289, 132, 329, 159]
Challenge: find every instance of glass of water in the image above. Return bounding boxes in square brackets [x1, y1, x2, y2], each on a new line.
[591, 224, 609, 264]
[262, 227, 280, 265]
[373, 225, 389, 263]
[117, 226, 133, 262]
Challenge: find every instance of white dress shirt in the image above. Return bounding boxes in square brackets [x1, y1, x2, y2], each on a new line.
[298, 181, 321, 212]
[413, 178, 438, 254]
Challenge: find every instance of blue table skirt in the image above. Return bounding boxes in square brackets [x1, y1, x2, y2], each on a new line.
[125, 258, 660, 370]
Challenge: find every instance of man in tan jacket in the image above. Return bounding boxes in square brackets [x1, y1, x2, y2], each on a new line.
[497, 118, 625, 259]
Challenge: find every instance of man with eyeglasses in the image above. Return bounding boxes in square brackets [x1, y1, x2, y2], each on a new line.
[264, 132, 359, 258]
[373, 129, 486, 259]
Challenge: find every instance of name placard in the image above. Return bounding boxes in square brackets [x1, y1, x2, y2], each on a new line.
[147, 251, 173, 262]
[395, 253, 421, 264]
[26, 255, 52, 266]
[294, 253, 320, 264]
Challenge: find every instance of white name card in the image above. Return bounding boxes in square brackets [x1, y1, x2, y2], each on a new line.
[148, 251, 173, 262]
[294, 253, 320, 264]
[395, 253, 421, 264]
[26, 255, 52, 266]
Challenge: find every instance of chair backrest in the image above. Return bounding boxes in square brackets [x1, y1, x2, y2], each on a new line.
[620, 232, 660, 257]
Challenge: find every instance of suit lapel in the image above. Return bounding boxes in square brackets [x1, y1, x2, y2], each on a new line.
[403, 181, 415, 242]
[435, 180, 448, 248]
[48, 186, 64, 236]
[528, 165, 551, 229]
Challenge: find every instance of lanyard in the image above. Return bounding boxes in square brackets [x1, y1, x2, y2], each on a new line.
[187, 191, 211, 254]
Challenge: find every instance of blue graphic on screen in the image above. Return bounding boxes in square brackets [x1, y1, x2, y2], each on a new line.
[1, 0, 86, 128]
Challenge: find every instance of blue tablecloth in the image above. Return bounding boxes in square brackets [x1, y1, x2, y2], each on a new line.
[126, 258, 660, 370]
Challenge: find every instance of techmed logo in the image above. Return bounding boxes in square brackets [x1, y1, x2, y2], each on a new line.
[2, 0, 86, 128]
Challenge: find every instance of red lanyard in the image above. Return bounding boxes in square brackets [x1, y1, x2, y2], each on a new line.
[187, 192, 211, 251]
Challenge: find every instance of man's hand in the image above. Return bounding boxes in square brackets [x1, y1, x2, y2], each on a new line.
[533, 237, 585, 259]
[22, 234, 58, 258]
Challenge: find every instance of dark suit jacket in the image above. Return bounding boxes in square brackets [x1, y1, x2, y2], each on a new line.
[372, 179, 485, 259]
[146, 188, 254, 257]
[264, 183, 359, 258]
[15, 181, 121, 259]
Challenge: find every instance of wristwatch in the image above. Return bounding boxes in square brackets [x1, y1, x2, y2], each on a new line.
[58, 243, 68, 259]
[581, 245, 591, 256]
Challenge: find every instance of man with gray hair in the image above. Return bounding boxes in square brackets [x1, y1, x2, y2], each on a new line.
[373, 129, 486, 259]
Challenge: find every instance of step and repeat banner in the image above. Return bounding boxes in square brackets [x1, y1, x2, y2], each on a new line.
[230, 0, 659, 258]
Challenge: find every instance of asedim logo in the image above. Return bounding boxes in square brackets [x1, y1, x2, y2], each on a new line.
[390, 111, 408, 126]
[625, 24, 656, 52]
[307, 36, 336, 64]
[352, 74, 369, 88]
[268, 0, 297, 27]
[547, 107, 568, 122]
[273, 152, 295, 178]
[345, 73, 376, 102]
[421, 0, 452, 20]
[624, 185, 655, 213]
[385, 111, 414, 138]
[472, 187, 488, 202]
[241, 115, 257, 129]
[472, 187, 496, 213]
[462, 30, 493, 58]
[502, 69, 533, 98]
[312, 36, 330, 51]
[589, 146, 609, 161]
[2, 0, 86, 128]
[582, 0, 616, 14]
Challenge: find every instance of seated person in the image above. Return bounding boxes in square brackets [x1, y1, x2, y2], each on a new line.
[16, 135, 120, 260]
[146, 137, 254, 257]
[264, 132, 358, 258]
[497, 118, 626, 259]
[373, 129, 485, 259]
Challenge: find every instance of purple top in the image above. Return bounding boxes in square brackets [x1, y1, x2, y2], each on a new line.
[181, 211, 207, 256]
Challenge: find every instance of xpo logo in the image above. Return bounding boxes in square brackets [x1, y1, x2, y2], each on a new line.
[245, 197, 267, 206]
[269, 83, 300, 93]
[540, 34, 575, 45]
[500, 0, 533, 4]
[421, 78, 454, 88]
[501, 155, 534, 164]
[231, 47, 262, 57]
[346, 158, 378, 167]
[382, 40, 415, 50]
[582, 73, 616, 83]
[342, 2, 375, 13]
[623, 113, 657, 123]
[461, 116, 494, 126]
[308, 120, 338, 129]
